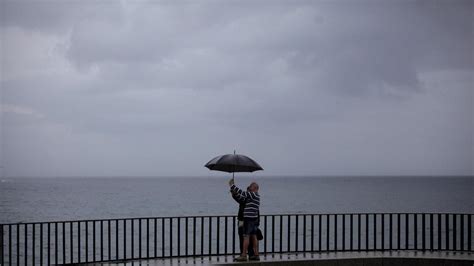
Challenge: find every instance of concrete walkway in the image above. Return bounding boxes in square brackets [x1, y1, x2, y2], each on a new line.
[91, 251, 474, 266]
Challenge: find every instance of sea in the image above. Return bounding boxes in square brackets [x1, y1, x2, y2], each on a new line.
[1, 176, 472, 224]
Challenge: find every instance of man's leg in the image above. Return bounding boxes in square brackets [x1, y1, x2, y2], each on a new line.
[235, 219, 252, 261]
[241, 236, 249, 257]
[238, 226, 244, 255]
[248, 235, 255, 257]
[250, 235, 259, 256]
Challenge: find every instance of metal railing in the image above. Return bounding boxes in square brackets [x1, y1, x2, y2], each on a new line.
[1, 213, 472, 265]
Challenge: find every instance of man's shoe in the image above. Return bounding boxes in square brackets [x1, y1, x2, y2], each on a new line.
[249, 255, 260, 261]
[234, 256, 248, 262]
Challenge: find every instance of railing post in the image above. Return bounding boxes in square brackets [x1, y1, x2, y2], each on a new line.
[373, 214, 376, 251]
[287, 215, 291, 252]
[1, 225, 3, 266]
[40, 223, 43, 265]
[200, 217, 204, 256]
[405, 214, 409, 250]
[381, 214, 384, 251]
[170, 218, 173, 257]
[414, 214, 418, 250]
[295, 215, 299, 252]
[123, 219, 127, 260]
[446, 214, 449, 250]
[61, 222, 66, 264]
[310, 215, 314, 252]
[430, 214, 433, 250]
[453, 214, 457, 250]
[33, 224, 36, 265]
[365, 214, 369, 251]
[397, 214, 400, 250]
[460, 214, 464, 251]
[103, 220, 107, 261]
[357, 214, 361, 251]
[216, 217, 219, 255]
[55, 222, 58, 264]
[334, 214, 337, 251]
[422, 214, 426, 250]
[273, 215, 276, 253]
[389, 214, 392, 250]
[186, 217, 189, 256]
[176, 217, 181, 257]
[104, 220, 107, 261]
[468, 214, 472, 251]
[115, 220, 118, 260]
[25, 224, 28, 266]
[349, 214, 353, 251]
[437, 214, 441, 250]
[70, 222, 73, 263]
[131, 219, 135, 259]
[280, 215, 283, 253]
[264, 215, 267, 254]
[223, 217, 227, 255]
[381, 214, 385, 251]
[414, 213, 418, 250]
[147, 218, 150, 258]
[231, 217, 235, 255]
[154, 218, 158, 258]
[92, 221, 96, 262]
[62, 223, 66, 264]
[318, 215, 322, 251]
[7, 225, 11, 266]
[303, 215, 306, 252]
[208, 217, 211, 255]
[78, 222, 81, 263]
[326, 215, 330, 251]
[140, 218, 143, 258]
[18, 224, 21, 266]
[194, 217, 197, 256]
[342, 215, 346, 251]
[162, 218, 165, 257]
[85, 221, 88, 262]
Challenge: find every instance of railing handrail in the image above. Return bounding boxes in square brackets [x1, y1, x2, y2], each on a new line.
[2, 212, 473, 226]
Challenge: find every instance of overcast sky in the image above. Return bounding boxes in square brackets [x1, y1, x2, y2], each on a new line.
[1, 0, 472, 177]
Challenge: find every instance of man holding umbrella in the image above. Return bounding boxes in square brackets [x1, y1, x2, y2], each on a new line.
[204, 151, 263, 261]
[231, 185, 256, 259]
[229, 179, 260, 261]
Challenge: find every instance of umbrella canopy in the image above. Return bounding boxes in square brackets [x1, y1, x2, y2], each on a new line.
[205, 153, 263, 173]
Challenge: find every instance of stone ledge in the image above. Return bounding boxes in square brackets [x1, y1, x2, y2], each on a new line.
[218, 257, 473, 266]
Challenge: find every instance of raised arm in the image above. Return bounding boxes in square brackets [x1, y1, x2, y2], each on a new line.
[231, 191, 246, 204]
[230, 184, 259, 201]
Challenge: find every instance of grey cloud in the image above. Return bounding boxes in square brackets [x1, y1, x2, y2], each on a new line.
[1, 0, 124, 34]
[61, 1, 472, 97]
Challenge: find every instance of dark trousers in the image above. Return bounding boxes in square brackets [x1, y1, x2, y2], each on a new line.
[238, 225, 255, 256]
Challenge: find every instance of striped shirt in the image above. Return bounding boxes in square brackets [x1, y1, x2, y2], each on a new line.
[230, 184, 260, 219]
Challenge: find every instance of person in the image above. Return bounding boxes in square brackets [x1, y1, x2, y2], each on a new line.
[231, 186, 255, 258]
[229, 179, 260, 261]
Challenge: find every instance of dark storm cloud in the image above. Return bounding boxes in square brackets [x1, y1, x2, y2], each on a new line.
[60, 1, 472, 97]
[1, 0, 472, 176]
[1, 0, 123, 33]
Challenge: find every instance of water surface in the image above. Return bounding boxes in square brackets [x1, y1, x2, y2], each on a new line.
[1, 176, 472, 223]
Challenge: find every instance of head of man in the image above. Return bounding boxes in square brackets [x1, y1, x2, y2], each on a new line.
[248, 182, 259, 192]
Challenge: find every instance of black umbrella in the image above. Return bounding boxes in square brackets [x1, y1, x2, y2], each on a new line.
[205, 151, 263, 179]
